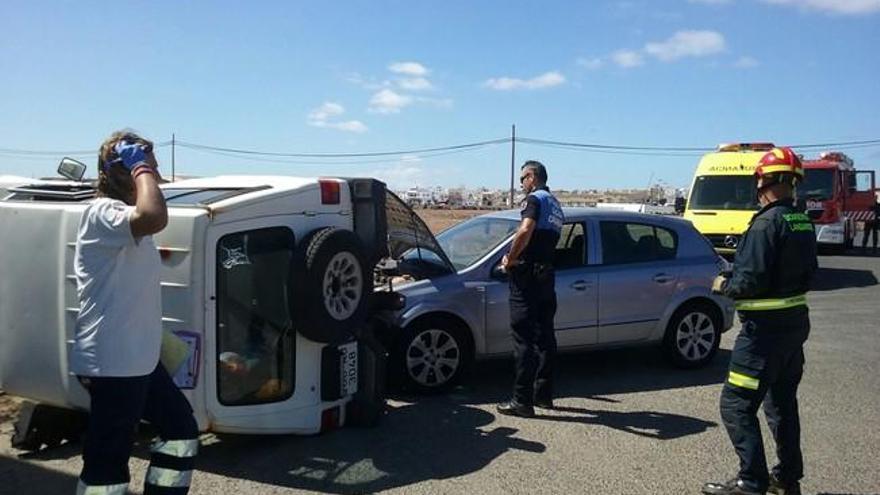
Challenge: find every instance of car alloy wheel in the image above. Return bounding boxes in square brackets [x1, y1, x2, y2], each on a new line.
[674, 311, 717, 362]
[322, 251, 363, 320]
[405, 328, 461, 388]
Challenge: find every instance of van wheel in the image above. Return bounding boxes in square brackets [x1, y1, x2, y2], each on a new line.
[291, 228, 371, 344]
[393, 317, 473, 393]
[662, 302, 721, 368]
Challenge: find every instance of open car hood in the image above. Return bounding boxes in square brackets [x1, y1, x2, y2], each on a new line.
[384, 190, 455, 272]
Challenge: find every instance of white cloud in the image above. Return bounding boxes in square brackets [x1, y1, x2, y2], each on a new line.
[388, 61, 429, 76]
[307, 102, 367, 133]
[416, 96, 454, 109]
[611, 50, 644, 68]
[398, 77, 433, 91]
[346, 72, 390, 91]
[761, 0, 880, 14]
[734, 56, 759, 68]
[350, 62, 448, 114]
[327, 120, 368, 133]
[644, 30, 726, 61]
[307, 102, 344, 122]
[372, 157, 426, 189]
[484, 71, 566, 91]
[369, 89, 413, 113]
[577, 57, 604, 70]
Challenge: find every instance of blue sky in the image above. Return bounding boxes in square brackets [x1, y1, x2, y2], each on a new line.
[1, 0, 878, 190]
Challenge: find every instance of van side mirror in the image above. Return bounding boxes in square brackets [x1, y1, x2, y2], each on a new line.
[58, 157, 87, 182]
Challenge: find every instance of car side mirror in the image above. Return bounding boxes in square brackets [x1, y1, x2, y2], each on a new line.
[490, 263, 508, 280]
[58, 157, 87, 182]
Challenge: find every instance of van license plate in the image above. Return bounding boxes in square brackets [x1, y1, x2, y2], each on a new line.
[339, 342, 358, 396]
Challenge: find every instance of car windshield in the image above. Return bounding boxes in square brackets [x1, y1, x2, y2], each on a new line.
[800, 169, 835, 200]
[430, 216, 519, 270]
[689, 175, 759, 210]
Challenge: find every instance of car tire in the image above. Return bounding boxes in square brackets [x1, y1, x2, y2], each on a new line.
[392, 316, 473, 393]
[291, 227, 371, 345]
[662, 301, 721, 368]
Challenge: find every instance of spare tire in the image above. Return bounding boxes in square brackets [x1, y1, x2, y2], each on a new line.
[291, 228, 371, 344]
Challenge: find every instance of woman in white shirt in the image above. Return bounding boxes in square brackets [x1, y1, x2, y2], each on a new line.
[73, 130, 198, 495]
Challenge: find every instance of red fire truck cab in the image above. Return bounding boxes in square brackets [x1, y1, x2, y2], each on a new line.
[800, 151, 876, 250]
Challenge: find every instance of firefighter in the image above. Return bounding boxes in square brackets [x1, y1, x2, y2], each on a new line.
[497, 160, 564, 418]
[860, 198, 879, 253]
[702, 147, 817, 495]
[72, 131, 198, 494]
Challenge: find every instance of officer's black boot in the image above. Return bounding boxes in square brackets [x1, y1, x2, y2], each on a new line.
[496, 400, 535, 418]
[767, 474, 801, 495]
[702, 478, 764, 495]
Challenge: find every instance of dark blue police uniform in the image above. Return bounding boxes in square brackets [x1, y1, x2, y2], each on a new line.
[714, 198, 818, 494]
[510, 187, 564, 406]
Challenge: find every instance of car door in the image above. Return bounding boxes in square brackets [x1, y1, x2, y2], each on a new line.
[484, 221, 598, 354]
[596, 220, 680, 344]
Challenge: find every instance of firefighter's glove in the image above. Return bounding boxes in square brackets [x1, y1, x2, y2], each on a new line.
[711, 275, 726, 294]
[113, 141, 149, 171]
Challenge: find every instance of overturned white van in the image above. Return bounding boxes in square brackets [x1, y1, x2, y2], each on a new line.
[0, 172, 413, 445]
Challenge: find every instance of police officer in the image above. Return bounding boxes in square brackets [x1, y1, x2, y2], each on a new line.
[703, 147, 817, 495]
[497, 160, 564, 418]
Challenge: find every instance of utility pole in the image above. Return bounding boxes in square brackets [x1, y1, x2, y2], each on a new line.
[171, 133, 176, 182]
[509, 124, 516, 208]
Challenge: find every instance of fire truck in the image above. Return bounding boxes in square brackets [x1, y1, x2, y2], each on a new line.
[800, 151, 877, 250]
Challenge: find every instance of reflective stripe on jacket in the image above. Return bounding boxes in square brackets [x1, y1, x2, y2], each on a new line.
[734, 294, 807, 311]
[721, 198, 818, 310]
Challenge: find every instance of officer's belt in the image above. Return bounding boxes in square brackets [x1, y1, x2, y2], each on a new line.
[735, 294, 807, 311]
[514, 261, 554, 276]
[518, 261, 553, 270]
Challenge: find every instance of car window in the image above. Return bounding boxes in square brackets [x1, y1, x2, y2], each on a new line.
[432, 216, 519, 270]
[554, 222, 587, 269]
[600, 221, 678, 264]
[216, 227, 296, 406]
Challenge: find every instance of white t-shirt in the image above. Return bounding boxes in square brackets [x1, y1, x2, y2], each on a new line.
[71, 198, 162, 377]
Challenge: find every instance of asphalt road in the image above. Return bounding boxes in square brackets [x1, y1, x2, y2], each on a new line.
[2, 252, 878, 495]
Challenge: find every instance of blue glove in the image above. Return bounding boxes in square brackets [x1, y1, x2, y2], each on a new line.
[111, 141, 148, 171]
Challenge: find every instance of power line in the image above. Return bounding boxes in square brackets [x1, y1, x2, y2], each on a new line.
[174, 138, 510, 158]
[0, 141, 172, 157]
[518, 137, 880, 154]
[517, 137, 711, 152]
[788, 139, 880, 149]
[519, 140, 705, 157]
[185, 140, 506, 166]
[2, 136, 879, 163]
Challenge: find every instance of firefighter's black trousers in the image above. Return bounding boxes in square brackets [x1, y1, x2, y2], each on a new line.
[720, 308, 809, 492]
[509, 263, 557, 406]
[861, 219, 878, 250]
[79, 363, 199, 494]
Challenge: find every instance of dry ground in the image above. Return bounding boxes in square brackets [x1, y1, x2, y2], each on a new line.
[415, 208, 487, 234]
[0, 393, 20, 430]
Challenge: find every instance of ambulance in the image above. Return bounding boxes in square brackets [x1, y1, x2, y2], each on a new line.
[683, 143, 774, 255]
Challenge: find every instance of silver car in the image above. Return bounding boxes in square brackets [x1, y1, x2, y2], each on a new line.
[380, 207, 735, 392]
